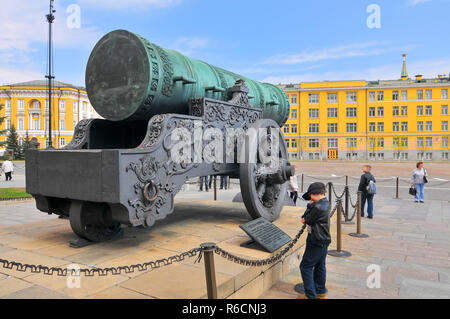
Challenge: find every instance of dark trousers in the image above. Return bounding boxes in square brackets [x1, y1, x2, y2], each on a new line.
[361, 192, 374, 218]
[199, 176, 209, 191]
[220, 176, 228, 190]
[300, 239, 329, 299]
[5, 172, 12, 181]
[290, 191, 298, 205]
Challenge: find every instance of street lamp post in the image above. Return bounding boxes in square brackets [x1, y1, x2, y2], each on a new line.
[45, 0, 56, 149]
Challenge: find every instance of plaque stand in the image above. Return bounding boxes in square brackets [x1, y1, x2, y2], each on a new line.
[240, 239, 267, 252]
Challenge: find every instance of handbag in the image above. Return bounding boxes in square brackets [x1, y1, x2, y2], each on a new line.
[409, 187, 417, 196]
[423, 170, 428, 184]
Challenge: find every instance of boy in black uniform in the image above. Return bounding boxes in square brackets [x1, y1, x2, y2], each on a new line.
[298, 182, 331, 299]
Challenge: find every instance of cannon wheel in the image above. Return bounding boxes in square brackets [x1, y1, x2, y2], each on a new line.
[239, 119, 290, 222]
[69, 201, 122, 242]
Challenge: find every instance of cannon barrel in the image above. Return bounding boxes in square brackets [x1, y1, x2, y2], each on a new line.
[85, 30, 290, 126]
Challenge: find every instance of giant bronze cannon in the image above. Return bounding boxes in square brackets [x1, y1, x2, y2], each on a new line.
[26, 30, 294, 243]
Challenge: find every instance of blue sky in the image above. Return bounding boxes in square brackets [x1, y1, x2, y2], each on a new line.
[1, 0, 449, 86]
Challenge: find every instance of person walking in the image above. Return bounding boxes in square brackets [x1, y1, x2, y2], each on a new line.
[288, 167, 299, 205]
[358, 165, 376, 219]
[199, 176, 209, 192]
[298, 182, 331, 299]
[2, 158, 14, 182]
[411, 161, 428, 203]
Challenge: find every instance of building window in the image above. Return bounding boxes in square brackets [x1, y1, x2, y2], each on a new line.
[327, 93, 337, 104]
[377, 138, 384, 148]
[417, 121, 423, 131]
[59, 100, 66, 112]
[291, 139, 298, 148]
[5, 100, 11, 112]
[309, 138, 319, 148]
[73, 101, 78, 114]
[417, 137, 424, 148]
[368, 138, 376, 148]
[426, 121, 433, 131]
[442, 105, 448, 115]
[18, 99, 24, 111]
[378, 152, 384, 159]
[346, 107, 357, 117]
[309, 108, 319, 118]
[309, 123, 319, 133]
[369, 91, 375, 102]
[417, 105, 424, 116]
[291, 124, 298, 134]
[346, 138, 357, 148]
[369, 107, 375, 117]
[60, 119, 65, 131]
[443, 137, 449, 148]
[369, 122, 376, 132]
[425, 89, 432, 100]
[327, 123, 338, 133]
[328, 138, 338, 148]
[378, 122, 384, 132]
[346, 123, 357, 132]
[393, 122, 399, 132]
[425, 105, 432, 116]
[393, 137, 399, 148]
[401, 137, 408, 147]
[417, 90, 423, 100]
[283, 125, 289, 134]
[442, 89, 448, 100]
[45, 100, 49, 112]
[401, 152, 409, 160]
[442, 153, 448, 160]
[290, 95, 297, 104]
[393, 106, 399, 116]
[401, 106, 408, 116]
[443, 121, 449, 131]
[309, 94, 319, 104]
[401, 90, 408, 101]
[426, 137, 433, 147]
[346, 92, 357, 103]
[392, 91, 399, 101]
[291, 109, 297, 119]
[377, 107, 384, 117]
[377, 91, 384, 101]
[327, 108, 337, 118]
[401, 122, 408, 132]
[285, 139, 290, 148]
[18, 118, 24, 131]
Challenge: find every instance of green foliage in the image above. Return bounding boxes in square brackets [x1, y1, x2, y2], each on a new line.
[0, 188, 32, 200]
[20, 131, 37, 159]
[0, 103, 7, 147]
[5, 125, 21, 160]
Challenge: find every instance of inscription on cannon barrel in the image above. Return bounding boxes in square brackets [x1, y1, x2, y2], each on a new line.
[239, 217, 291, 253]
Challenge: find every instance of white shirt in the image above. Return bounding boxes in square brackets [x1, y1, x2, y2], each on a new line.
[2, 161, 13, 173]
[289, 175, 298, 191]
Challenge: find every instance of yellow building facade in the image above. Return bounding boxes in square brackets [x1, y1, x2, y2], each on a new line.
[281, 72, 450, 161]
[0, 80, 100, 150]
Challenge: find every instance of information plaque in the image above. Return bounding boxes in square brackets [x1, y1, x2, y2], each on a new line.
[239, 217, 292, 253]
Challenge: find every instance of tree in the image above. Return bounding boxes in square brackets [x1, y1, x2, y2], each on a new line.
[6, 125, 20, 160]
[20, 131, 37, 159]
[0, 103, 7, 147]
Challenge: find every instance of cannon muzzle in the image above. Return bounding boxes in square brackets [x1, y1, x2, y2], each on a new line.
[86, 30, 290, 126]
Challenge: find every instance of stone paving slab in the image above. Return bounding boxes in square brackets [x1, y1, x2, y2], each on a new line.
[261, 197, 450, 299]
[0, 199, 307, 299]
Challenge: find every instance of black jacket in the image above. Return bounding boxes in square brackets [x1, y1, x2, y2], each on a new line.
[301, 198, 331, 245]
[358, 172, 376, 194]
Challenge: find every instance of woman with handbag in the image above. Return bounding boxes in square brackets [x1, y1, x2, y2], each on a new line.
[410, 161, 428, 203]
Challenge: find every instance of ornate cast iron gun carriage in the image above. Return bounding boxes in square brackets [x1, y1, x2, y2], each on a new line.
[26, 30, 294, 242]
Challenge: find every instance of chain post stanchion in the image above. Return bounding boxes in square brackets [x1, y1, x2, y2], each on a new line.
[213, 176, 217, 201]
[396, 177, 399, 199]
[349, 191, 368, 238]
[301, 173, 304, 193]
[200, 243, 218, 299]
[342, 186, 355, 225]
[328, 200, 352, 258]
[345, 175, 349, 187]
[328, 182, 332, 212]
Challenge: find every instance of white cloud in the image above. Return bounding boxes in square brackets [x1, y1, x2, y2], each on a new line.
[408, 0, 432, 6]
[261, 57, 450, 84]
[263, 42, 393, 65]
[171, 36, 210, 56]
[0, 67, 43, 86]
[76, 0, 182, 10]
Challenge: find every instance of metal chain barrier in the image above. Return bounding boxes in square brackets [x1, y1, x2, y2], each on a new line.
[0, 247, 202, 277]
[330, 183, 346, 200]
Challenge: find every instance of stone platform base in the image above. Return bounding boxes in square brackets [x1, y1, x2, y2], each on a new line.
[0, 199, 308, 299]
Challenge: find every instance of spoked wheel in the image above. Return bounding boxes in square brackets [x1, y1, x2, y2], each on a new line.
[240, 119, 294, 221]
[69, 201, 122, 242]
